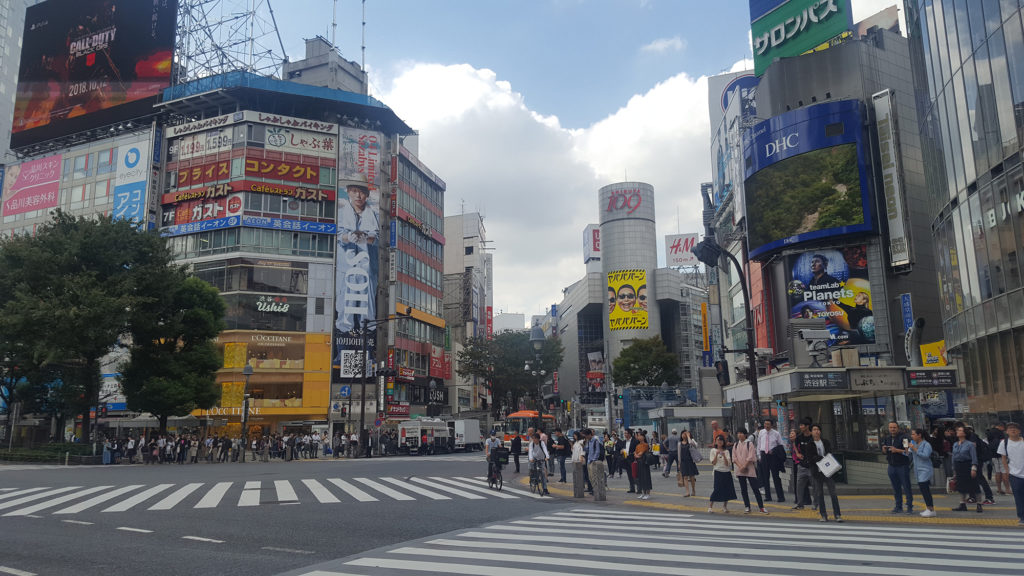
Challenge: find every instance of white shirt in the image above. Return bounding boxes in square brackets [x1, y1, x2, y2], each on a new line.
[814, 439, 825, 457]
[998, 437, 1024, 478]
[571, 440, 585, 462]
[528, 441, 550, 462]
[756, 428, 782, 454]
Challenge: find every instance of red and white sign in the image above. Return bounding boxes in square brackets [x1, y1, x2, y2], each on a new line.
[386, 403, 410, 417]
[429, 345, 444, 378]
[443, 352, 452, 380]
[1, 155, 62, 217]
[665, 233, 699, 266]
[605, 187, 643, 214]
[177, 160, 231, 189]
[265, 126, 337, 157]
[163, 193, 243, 226]
[486, 306, 493, 340]
[583, 224, 601, 262]
[553, 371, 559, 394]
[398, 367, 416, 382]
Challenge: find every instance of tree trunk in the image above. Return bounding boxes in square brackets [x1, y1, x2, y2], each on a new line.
[158, 415, 168, 435]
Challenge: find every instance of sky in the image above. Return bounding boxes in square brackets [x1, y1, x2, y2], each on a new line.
[272, 0, 903, 323]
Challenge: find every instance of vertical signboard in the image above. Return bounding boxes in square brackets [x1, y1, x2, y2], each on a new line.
[873, 89, 911, 268]
[334, 128, 384, 382]
[1, 155, 62, 217]
[583, 224, 601, 263]
[901, 293, 914, 332]
[112, 140, 152, 225]
[666, 233, 699, 266]
[486, 306, 493, 340]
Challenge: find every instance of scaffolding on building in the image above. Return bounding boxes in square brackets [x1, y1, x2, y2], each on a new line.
[174, 0, 289, 83]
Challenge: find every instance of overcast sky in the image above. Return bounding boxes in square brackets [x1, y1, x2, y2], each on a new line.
[273, 0, 903, 323]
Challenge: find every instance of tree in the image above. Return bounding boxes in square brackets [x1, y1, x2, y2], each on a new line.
[120, 276, 226, 433]
[611, 336, 680, 389]
[457, 331, 564, 415]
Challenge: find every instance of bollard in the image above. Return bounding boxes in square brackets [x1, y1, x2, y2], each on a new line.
[572, 461, 586, 498]
[65, 451, 69, 466]
[589, 460, 607, 501]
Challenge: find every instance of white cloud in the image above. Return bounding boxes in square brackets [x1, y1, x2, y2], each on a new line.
[377, 61, 720, 316]
[641, 36, 687, 54]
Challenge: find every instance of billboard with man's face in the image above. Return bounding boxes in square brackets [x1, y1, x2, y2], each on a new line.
[12, 0, 178, 149]
[607, 269, 648, 331]
[786, 244, 874, 345]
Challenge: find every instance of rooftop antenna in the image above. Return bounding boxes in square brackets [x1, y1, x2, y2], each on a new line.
[361, 0, 366, 71]
[332, 0, 338, 48]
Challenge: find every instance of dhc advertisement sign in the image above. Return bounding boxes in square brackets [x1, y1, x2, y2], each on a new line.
[743, 99, 872, 259]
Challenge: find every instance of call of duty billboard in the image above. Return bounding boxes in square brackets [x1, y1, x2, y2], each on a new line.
[11, 0, 178, 149]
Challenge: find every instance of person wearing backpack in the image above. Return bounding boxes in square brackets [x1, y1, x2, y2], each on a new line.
[996, 422, 1024, 526]
[988, 422, 1010, 496]
[967, 427, 996, 505]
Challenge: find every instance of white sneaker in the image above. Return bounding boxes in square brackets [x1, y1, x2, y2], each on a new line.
[920, 509, 937, 518]
[636, 494, 644, 499]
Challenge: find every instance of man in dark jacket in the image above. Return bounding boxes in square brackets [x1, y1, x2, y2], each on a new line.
[616, 429, 638, 493]
[881, 421, 913, 513]
[792, 417, 816, 509]
[552, 429, 571, 482]
[510, 434, 522, 473]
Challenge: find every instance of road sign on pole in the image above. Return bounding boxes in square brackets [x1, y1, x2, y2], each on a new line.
[340, 385, 352, 398]
[374, 418, 383, 428]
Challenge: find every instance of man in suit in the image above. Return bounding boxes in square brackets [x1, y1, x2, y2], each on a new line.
[617, 428, 638, 493]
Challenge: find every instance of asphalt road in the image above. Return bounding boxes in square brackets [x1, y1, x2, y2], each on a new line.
[0, 454, 569, 576]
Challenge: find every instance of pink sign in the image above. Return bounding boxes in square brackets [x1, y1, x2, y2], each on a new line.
[2, 155, 62, 217]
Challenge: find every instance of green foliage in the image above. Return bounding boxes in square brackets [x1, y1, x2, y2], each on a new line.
[456, 331, 564, 410]
[610, 336, 680, 389]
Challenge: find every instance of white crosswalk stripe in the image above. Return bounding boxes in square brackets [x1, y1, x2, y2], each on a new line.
[0, 464, 111, 472]
[0, 475, 517, 517]
[292, 507, 1024, 576]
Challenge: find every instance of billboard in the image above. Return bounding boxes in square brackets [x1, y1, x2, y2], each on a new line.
[786, 244, 874, 345]
[112, 140, 152, 225]
[607, 269, 648, 331]
[1, 155, 63, 217]
[12, 0, 178, 149]
[710, 73, 754, 218]
[584, 351, 605, 393]
[920, 341, 948, 367]
[873, 89, 911, 268]
[583, 224, 601, 263]
[744, 100, 872, 259]
[333, 130, 384, 383]
[666, 233, 699, 266]
[751, 0, 853, 76]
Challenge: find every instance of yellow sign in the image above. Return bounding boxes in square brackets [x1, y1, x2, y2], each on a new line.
[223, 342, 248, 368]
[221, 382, 245, 407]
[701, 302, 710, 352]
[608, 269, 648, 331]
[920, 340, 947, 367]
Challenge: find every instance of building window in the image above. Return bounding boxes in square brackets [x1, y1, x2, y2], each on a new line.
[465, 246, 474, 255]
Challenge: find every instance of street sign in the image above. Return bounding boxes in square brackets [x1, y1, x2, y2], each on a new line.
[339, 385, 351, 398]
[614, 418, 623, 424]
[374, 419, 383, 428]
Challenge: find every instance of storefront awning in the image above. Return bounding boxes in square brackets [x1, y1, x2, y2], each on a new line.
[647, 406, 727, 419]
[724, 367, 960, 403]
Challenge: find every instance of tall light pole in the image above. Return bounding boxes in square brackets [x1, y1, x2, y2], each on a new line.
[526, 322, 547, 421]
[240, 362, 253, 463]
[358, 307, 412, 436]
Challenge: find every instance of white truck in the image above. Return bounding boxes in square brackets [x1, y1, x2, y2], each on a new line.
[398, 418, 451, 455]
[447, 419, 483, 451]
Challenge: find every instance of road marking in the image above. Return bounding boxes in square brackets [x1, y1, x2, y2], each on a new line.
[194, 482, 232, 509]
[0, 486, 82, 511]
[379, 477, 450, 500]
[61, 520, 94, 525]
[103, 484, 174, 512]
[428, 476, 518, 499]
[455, 476, 540, 499]
[0, 566, 36, 576]
[0, 488, 16, 492]
[116, 527, 153, 534]
[326, 478, 377, 502]
[301, 479, 340, 504]
[149, 483, 204, 511]
[182, 535, 224, 544]
[23, 515, 42, 519]
[274, 480, 298, 502]
[4, 485, 112, 517]
[239, 481, 261, 507]
[261, 546, 315, 555]
[354, 477, 414, 501]
[409, 477, 484, 499]
[54, 485, 145, 515]
[346, 556, 570, 575]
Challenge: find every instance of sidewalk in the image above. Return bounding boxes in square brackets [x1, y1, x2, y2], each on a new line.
[521, 461, 1023, 528]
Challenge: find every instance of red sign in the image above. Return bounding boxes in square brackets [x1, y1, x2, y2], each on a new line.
[605, 188, 643, 214]
[387, 348, 395, 370]
[486, 306, 493, 340]
[162, 180, 334, 206]
[443, 352, 452, 380]
[553, 371, 559, 394]
[163, 193, 243, 226]
[177, 160, 231, 189]
[398, 367, 416, 382]
[429, 345, 444, 378]
[386, 403, 410, 417]
[244, 157, 319, 184]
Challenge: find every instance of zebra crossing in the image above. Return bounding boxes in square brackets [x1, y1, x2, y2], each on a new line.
[0, 464, 110, 472]
[0, 475, 532, 517]
[284, 507, 1024, 576]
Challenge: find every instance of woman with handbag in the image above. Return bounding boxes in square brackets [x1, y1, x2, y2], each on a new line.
[708, 435, 736, 513]
[808, 424, 843, 522]
[678, 429, 700, 497]
[909, 428, 937, 517]
[733, 428, 768, 514]
[633, 431, 653, 499]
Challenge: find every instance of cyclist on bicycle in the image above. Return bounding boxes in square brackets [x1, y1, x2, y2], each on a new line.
[528, 432, 551, 495]
[485, 430, 503, 479]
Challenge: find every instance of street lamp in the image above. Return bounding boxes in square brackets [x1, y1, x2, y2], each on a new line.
[526, 322, 548, 419]
[358, 307, 413, 437]
[240, 362, 253, 463]
[691, 237, 761, 420]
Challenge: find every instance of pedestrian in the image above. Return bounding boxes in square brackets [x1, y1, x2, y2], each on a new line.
[603, 433, 616, 479]
[995, 422, 1024, 526]
[732, 428, 767, 514]
[677, 429, 700, 497]
[951, 425, 982, 513]
[552, 429, 570, 483]
[966, 426, 996, 504]
[988, 423, 1010, 496]
[756, 419, 785, 502]
[584, 428, 605, 497]
[527, 432, 550, 496]
[619, 429, 638, 493]
[362, 428, 372, 458]
[909, 428, 937, 518]
[633, 431, 652, 500]
[807, 424, 842, 522]
[707, 435, 736, 513]
[662, 429, 680, 477]
[571, 431, 588, 495]
[791, 417, 815, 510]
[510, 433, 522, 473]
[881, 421, 914, 514]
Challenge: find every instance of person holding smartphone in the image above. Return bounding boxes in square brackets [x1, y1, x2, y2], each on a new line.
[881, 421, 913, 514]
[909, 428, 937, 517]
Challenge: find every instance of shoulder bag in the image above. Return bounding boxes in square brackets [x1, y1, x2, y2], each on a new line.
[688, 442, 703, 463]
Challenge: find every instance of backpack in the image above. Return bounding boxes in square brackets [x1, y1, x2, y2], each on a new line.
[975, 439, 992, 463]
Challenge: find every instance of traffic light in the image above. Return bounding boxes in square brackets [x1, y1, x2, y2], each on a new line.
[341, 405, 348, 417]
[99, 403, 108, 418]
[715, 360, 731, 387]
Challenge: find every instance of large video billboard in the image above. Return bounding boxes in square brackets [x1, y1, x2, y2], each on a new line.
[751, 0, 853, 76]
[607, 269, 648, 331]
[12, 0, 178, 149]
[786, 245, 874, 345]
[744, 100, 872, 259]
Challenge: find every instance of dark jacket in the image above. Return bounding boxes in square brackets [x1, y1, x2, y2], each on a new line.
[881, 433, 910, 466]
[805, 437, 834, 479]
[510, 436, 522, 454]
[551, 434, 570, 458]
[794, 432, 815, 468]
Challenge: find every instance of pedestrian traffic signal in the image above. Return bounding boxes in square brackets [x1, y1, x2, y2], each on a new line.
[341, 405, 348, 417]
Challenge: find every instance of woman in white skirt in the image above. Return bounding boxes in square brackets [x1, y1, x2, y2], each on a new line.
[708, 435, 737, 513]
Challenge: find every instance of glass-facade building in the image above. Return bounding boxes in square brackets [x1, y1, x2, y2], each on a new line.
[907, 0, 1024, 417]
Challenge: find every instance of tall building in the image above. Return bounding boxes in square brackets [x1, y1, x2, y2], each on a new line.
[0, 0, 38, 164]
[906, 0, 1024, 419]
[442, 212, 491, 413]
[492, 312, 526, 333]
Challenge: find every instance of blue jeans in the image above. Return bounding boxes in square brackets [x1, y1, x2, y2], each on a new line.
[887, 464, 913, 509]
[1010, 474, 1024, 521]
[557, 456, 567, 482]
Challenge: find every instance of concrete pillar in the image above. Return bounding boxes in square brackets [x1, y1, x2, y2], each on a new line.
[589, 460, 608, 501]
[573, 462, 586, 498]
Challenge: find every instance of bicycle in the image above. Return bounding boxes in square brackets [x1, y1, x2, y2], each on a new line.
[529, 461, 545, 495]
[487, 459, 504, 491]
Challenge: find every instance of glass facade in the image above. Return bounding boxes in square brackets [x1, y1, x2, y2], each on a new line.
[908, 0, 1024, 415]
